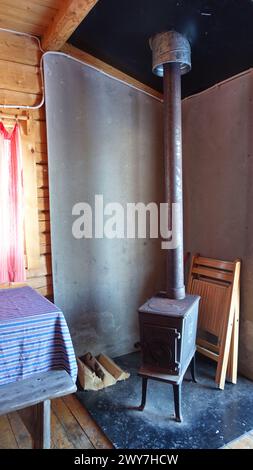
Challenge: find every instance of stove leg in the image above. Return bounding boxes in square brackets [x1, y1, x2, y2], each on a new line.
[190, 354, 197, 383]
[173, 383, 182, 422]
[139, 377, 148, 411]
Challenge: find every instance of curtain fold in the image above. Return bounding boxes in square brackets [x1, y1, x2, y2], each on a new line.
[0, 123, 25, 283]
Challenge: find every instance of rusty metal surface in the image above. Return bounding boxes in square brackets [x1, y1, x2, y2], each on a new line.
[138, 31, 198, 380]
[164, 62, 186, 300]
[149, 30, 191, 300]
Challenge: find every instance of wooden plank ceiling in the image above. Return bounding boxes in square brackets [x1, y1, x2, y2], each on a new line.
[0, 0, 62, 36]
[0, 0, 99, 51]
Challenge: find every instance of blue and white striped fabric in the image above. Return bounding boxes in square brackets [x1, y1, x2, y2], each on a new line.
[0, 286, 77, 386]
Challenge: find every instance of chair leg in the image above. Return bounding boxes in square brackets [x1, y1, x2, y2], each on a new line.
[139, 377, 148, 411]
[173, 384, 182, 422]
[190, 354, 197, 383]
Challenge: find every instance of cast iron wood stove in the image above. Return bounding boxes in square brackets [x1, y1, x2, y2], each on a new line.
[138, 31, 200, 422]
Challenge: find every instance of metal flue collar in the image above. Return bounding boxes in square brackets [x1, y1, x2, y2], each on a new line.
[150, 31, 191, 76]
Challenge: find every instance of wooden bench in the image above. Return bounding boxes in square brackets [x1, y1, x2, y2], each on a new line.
[0, 370, 76, 448]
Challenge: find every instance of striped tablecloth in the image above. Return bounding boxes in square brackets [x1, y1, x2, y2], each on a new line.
[0, 286, 77, 386]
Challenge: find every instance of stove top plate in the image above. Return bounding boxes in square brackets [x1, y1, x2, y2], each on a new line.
[138, 292, 200, 317]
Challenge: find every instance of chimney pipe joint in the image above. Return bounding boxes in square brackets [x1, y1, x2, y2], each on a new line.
[150, 31, 191, 77]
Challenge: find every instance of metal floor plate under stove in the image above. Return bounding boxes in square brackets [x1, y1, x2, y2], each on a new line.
[77, 352, 253, 449]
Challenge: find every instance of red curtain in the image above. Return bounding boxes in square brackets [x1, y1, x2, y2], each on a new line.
[0, 123, 25, 282]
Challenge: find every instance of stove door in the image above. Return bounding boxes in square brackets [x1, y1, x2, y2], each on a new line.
[141, 323, 181, 374]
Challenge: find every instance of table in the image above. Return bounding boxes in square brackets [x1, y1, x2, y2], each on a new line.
[0, 286, 78, 448]
[0, 286, 77, 386]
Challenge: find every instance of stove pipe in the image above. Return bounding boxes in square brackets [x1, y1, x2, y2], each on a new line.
[150, 31, 191, 301]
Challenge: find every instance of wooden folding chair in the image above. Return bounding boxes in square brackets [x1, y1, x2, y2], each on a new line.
[187, 255, 241, 390]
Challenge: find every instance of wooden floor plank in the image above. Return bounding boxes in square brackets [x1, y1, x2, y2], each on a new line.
[50, 409, 73, 449]
[7, 412, 32, 449]
[52, 398, 94, 449]
[224, 431, 253, 449]
[0, 394, 109, 449]
[63, 394, 113, 449]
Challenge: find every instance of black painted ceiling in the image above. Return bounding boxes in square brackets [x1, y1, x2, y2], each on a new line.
[70, 0, 253, 98]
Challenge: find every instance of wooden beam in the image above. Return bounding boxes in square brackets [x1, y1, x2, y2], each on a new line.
[61, 43, 163, 101]
[42, 0, 99, 51]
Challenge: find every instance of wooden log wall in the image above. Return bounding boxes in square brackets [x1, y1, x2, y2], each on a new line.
[0, 31, 52, 297]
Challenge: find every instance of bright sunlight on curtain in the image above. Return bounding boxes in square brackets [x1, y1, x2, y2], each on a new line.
[0, 123, 25, 282]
